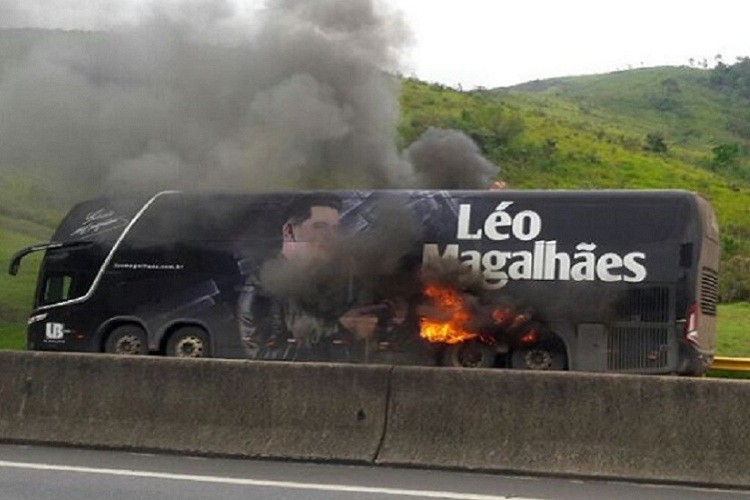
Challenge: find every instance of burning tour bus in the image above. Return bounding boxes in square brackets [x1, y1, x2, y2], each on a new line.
[9, 189, 719, 375]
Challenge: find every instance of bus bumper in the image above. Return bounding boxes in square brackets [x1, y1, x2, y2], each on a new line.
[27, 320, 99, 353]
[678, 342, 713, 376]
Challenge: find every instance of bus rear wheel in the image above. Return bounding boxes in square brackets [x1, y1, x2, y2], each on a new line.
[104, 325, 148, 355]
[166, 326, 210, 358]
[510, 345, 566, 371]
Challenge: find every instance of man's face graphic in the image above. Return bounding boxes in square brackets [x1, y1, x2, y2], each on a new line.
[285, 205, 340, 261]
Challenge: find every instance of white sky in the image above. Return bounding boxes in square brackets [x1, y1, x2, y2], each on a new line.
[6, 0, 749, 89]
[389, 0, 750, 88]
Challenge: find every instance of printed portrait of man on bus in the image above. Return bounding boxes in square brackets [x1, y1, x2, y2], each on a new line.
[236, 194, 384, 361]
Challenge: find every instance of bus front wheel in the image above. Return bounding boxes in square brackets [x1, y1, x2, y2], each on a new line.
[443, 341, 496, 368]
[166, 326, 210, 358]
[104, 325, 148, 355]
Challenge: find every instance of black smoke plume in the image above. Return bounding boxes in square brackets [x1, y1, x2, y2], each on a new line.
[406, 128, 497, 190]
[0, 0, 499, 203]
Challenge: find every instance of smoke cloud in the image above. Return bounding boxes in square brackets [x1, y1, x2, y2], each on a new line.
[0, 0, 498, 203]
[406, 128, 497, 190]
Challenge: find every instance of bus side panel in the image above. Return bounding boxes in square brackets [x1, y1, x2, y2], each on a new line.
[25, 190, 719, 376]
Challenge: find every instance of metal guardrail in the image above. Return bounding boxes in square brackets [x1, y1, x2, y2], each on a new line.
[712, 357, 750, 372]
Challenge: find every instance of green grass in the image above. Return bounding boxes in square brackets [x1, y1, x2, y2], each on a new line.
[0, 216, 49, 321]
[0, 220, 46, 351]
[707, 369, 750, 379]
[716, 302, 750, 356]
[0, 321, 25, 350]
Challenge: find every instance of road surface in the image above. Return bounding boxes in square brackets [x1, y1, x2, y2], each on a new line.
[0, 443, 745, 500]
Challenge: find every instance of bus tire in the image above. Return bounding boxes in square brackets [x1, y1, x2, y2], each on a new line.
[104, 324, 148, 355]
[166, 326, 210, 358]
[443, 340, 496, 368]
[510, 345, 567, 371]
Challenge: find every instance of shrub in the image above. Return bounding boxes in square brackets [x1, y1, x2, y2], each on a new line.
[643, 133, 668, 153]
[720, 255, 750, 302]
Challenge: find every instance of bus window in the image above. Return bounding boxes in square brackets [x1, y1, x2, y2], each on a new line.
[42, 274, 75, 305]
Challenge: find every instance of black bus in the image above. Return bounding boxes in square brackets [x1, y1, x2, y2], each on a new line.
[9, 190, 719, 374]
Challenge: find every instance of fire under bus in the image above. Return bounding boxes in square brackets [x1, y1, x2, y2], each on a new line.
[9, 190, 719, 375]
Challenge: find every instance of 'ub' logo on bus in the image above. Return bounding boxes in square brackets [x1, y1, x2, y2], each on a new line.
[45, 323, 65, 340]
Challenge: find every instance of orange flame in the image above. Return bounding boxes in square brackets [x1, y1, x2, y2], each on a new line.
[491, 307, 513, 326]
[419, 284, 479, 344]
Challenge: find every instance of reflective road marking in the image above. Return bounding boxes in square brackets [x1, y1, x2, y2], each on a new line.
[0, 460, 539, 499]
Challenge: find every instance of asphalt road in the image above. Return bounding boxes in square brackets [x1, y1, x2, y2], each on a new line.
[0, 443, 746, 500]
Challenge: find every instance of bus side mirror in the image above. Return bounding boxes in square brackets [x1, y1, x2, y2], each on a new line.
[8, 250, 25, 276]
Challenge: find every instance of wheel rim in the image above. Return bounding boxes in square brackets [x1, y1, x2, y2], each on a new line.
[449, 342, 492, 368]
[115, 334, 144, 355]
[174, 335, 205, 358]
[457, 344, 485, 367]
[523, 348, 554, 370]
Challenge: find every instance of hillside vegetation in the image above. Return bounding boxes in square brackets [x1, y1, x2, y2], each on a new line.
[1, 56, 750, 353]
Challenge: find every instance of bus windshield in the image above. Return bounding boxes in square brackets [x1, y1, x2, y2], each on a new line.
[33, 242, 99, 307]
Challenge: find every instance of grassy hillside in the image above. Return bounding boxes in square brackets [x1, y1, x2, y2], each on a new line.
[499, 66, 750, 219]
[509, 67, 742, 149]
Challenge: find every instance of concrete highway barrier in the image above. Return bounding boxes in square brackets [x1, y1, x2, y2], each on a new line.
[1, 351, 749, 488]
[377, 366, 750, 488]
[0, 351, 389, 462]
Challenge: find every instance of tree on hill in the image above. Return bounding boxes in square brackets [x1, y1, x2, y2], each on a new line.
[709, 56, 750, 98]
[711, 143, 741, 167]
[649, 78, 682, 112]
[661, 78, 680, 94]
